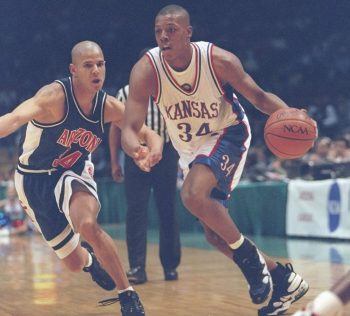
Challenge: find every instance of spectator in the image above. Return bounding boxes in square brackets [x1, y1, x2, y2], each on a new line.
[265, 157, 288, 181]
[328, 136, 350, 163]
[243, 146, 269, 182]
[303, 136, 333, 164]
[0, 182, 28, 235]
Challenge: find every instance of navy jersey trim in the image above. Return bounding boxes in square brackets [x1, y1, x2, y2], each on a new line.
[222, 84, 244, 122]
[100, 93, 107, 133]
[69, 77, 100, 124]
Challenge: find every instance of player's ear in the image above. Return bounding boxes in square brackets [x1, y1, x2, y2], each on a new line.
[69, 63, 76, 77]
[187, 26, 193, 39]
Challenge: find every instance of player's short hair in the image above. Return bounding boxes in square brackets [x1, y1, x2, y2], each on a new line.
[71, 41, 103, 63]
[156, 4, 190, 24]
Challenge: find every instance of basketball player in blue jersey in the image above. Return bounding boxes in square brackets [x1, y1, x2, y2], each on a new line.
[0, 41, 163, 316]
[122, 5, 312, 316]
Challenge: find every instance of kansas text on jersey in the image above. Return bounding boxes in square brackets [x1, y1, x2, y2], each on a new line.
[146, 41, 245, 157]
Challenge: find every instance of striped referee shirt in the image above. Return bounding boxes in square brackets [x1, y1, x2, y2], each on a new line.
[116, 84, 170, 143]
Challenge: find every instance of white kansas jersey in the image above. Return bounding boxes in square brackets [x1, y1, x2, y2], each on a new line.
[146, 41, 246, 158]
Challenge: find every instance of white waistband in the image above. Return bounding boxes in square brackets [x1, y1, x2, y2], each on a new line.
[17, 165, 57, 175]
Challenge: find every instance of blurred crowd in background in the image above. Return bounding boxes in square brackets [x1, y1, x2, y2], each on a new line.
[1, 0, 350, 185]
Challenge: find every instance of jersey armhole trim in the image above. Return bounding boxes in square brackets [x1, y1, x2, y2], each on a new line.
[207, 43, 225, 95]
[100, 92, 107, 133]
[146, 53, 161, 104]
[32, 80, 69, 128]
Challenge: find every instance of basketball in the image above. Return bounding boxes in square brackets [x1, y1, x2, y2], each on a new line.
[264, 108, 318, 159]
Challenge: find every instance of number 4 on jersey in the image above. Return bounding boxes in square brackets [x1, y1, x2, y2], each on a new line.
[53, 150, 82, 168]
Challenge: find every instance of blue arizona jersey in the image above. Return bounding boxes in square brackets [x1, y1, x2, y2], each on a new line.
[17, 77, 106, 172]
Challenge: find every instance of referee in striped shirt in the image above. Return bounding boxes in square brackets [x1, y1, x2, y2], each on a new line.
[109, 84, 181, 284]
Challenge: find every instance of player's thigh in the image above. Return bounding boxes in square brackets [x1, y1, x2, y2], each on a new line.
[182, 163, 217, 197]
[14, 171, 79, 259]
[69, 182, 100, 230]
[54, 161, 101, 232]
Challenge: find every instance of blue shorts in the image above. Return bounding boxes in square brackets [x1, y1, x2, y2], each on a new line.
[14, 160, 99, 258]
[190, 120, 251, 207]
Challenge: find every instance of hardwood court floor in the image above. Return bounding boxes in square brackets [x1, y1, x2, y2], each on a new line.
[0, 232, 349, 316]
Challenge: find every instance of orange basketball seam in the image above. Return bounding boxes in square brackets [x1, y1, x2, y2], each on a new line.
[265, 120, 316, 128]
[264, 133, 316, 141]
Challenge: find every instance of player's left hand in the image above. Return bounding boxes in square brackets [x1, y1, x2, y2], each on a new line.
[132, 146, 150, 172]
[148, 148, 162, 168]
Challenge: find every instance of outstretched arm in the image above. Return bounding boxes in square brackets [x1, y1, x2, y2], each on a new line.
[0, 83, 59, 138]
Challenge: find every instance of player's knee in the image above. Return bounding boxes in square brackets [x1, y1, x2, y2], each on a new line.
[76, 218, 100, 239]
[181, 187, 206, 215]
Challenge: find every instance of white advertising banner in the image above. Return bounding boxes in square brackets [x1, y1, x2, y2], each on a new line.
[286, 179, 350, 239]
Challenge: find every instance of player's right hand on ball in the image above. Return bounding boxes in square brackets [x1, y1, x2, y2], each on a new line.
[300, 108, 318, 138]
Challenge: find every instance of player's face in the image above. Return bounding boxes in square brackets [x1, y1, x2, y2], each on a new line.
[154, 13, 192, 61]
[71, 50, 106, 92]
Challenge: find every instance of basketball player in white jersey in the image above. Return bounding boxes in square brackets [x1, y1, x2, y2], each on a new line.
[122, 5, 311, 316]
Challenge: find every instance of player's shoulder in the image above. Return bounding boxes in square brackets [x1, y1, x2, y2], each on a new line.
[103, 94, 125, 124]
[210, 44, 241, 74]
[34, 81, 65, 104]
[37, 81, 63, 95]
[211, 44, 236, 62]
[130, 54, 157, 86]
[135, 54, 155, 73]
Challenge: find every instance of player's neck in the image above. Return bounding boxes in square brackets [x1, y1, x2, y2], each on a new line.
[165, 44, 193, 72]
[72, 82, 96, 115]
